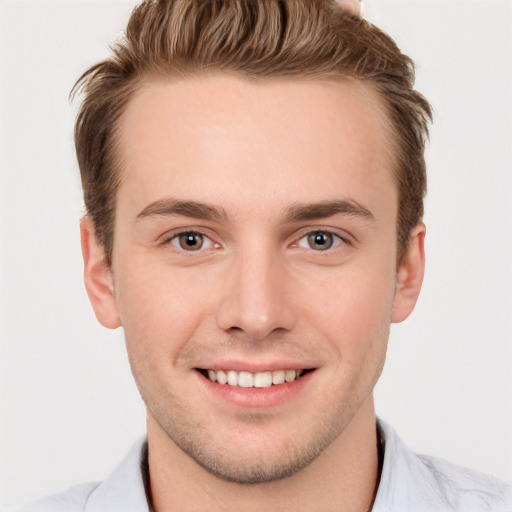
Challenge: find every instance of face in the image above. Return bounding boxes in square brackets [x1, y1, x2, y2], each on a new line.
[83, 75, 424, 484]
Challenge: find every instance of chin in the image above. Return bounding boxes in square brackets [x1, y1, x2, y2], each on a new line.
[175, 434, 328, 485]
[153, 405, 345, 485]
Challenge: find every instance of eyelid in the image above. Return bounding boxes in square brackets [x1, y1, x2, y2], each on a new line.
[297, 232, 342, 251]
[159, 227, 221, 252]
[158, 225, 354, 253]
[291, 226, 354, 248]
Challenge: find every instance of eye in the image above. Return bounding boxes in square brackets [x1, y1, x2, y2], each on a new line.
[169, 231, 213, 252]
[297, 231, 343, 251]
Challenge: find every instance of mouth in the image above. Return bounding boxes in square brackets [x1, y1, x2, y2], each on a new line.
[196, 368, 313, 389]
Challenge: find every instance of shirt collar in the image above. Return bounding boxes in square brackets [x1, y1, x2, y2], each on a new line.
[81, 419, 446, 511]
[84, 436, 150, 512]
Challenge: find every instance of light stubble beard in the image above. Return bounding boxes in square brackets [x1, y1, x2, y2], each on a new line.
[137, 331, 388, 485]
[150, 403, 344, 485]
[142, 370, 380, 486]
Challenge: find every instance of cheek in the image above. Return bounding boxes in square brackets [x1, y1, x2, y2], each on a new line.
[315, 271, 394, 399]
[114, 259, 219, 357]
[299, 261, 396, 353]
[342, 276, 395, 336]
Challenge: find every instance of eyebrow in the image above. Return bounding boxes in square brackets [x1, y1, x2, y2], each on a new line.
[284, 199, 374, 223]
[136, 197, 374, 224]
[136, 199, 228, 223]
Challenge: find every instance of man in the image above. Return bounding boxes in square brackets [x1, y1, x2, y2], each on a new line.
[16, 0, 511, 510]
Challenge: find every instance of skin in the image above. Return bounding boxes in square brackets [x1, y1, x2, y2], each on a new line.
[81, 75, 425, 511]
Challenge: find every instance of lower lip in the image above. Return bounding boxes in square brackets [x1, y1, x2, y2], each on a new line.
[196, 370, 315, 409]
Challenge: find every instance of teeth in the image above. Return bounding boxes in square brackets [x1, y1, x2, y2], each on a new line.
[205, 369, 305, 388]
[227, 370, 238, 386]
[238, 371, 254, 388]
[285, 369, 296, 382]
[272, 370, 285, 385]
[254, 371, 272, 388]
[216, 370, 228, 384]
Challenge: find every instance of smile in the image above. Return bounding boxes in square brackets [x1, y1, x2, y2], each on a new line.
[200, 369, 308, 388]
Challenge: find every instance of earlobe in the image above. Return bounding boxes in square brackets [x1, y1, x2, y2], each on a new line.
[390, 223, 426, 323]
[80, 216, 121, 329]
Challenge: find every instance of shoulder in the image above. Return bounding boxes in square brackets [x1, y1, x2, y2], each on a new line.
[9, 482, 101, 512]
[10, 437, 149, 512]
[376, 419, 512, 511]
[416, 453, 512, 511]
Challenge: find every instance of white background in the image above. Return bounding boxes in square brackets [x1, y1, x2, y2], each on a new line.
[0, 0, 511, 509]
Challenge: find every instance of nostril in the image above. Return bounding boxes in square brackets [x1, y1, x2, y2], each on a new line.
[226, 326, 244, 334]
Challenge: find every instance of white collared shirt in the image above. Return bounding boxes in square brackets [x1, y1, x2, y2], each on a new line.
[14, 420, 512, 511]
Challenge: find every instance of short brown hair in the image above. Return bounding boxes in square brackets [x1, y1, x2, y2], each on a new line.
[72, 0, 432, 264]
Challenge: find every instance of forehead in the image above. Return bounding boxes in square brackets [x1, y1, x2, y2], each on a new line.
[116, 75, 396, 220]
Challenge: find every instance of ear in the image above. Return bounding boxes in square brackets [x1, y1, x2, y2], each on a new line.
[390, 223, 426, 323]
[80, 216, 121, 329]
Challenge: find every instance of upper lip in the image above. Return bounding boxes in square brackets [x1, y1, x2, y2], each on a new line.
[195, 360, 319, 373]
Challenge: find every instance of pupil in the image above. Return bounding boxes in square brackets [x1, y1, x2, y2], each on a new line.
[180, 233, 203, 250]
[308, 232, 333, 250]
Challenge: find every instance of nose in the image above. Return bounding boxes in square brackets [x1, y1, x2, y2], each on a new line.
[216, 246, 296, 341]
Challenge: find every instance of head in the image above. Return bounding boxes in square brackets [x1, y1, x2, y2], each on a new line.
[76, 0, 431, 487]
[73, 0, 431, 267]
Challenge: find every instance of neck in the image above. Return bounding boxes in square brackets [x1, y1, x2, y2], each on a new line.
[147, 396, 380, 512]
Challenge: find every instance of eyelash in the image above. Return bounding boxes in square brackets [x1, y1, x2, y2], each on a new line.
[295, 231, 347, 251]
[161, 229, 219, 253]
[161, 228, 352, 254]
